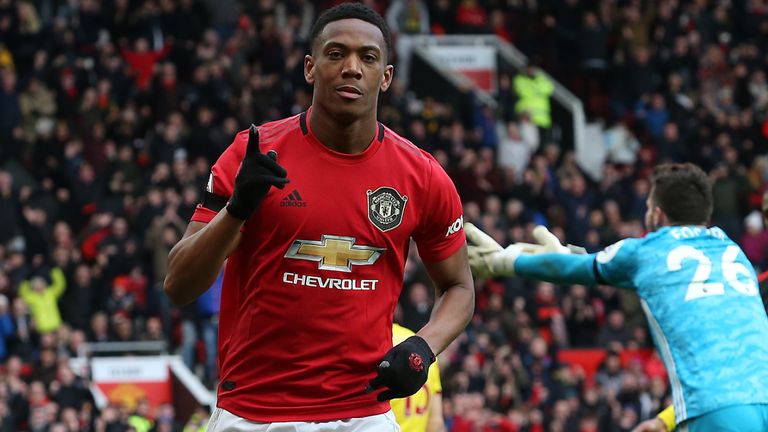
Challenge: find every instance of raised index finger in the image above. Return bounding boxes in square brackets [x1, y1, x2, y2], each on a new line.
[246, 124, 261, 157]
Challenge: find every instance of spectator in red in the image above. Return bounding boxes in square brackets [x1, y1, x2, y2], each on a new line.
[120, 38, 172, 91]
[454, 0, 488, 33]
[105, 277, 135, 318]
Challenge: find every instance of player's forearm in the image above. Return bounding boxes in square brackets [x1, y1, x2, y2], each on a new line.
[418, 247, 475, 354]
[164, 211, 242, 305]
[417, 282, 474, 355]
[515, 253, 598, 285]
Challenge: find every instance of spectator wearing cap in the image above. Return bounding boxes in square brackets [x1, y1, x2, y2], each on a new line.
[18, 267, 66, 334]
[106, 272, 145, 316]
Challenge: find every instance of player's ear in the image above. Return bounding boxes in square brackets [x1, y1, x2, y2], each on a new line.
[304, 55, 315, 85]
[654, 206, 667, 227]
[380, 64, 394, 93]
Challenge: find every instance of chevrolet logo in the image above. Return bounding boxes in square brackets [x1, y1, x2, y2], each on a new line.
[284, 235, 385, 272]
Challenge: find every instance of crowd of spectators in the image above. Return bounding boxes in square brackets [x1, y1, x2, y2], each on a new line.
[2, 0, 768, 430]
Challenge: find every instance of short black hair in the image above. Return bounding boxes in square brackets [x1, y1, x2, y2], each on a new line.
[651, 163, 713, 225]
[309, 2, 392, 61]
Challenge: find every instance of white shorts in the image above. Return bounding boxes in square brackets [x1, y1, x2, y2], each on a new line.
[206, 407, 401, 432]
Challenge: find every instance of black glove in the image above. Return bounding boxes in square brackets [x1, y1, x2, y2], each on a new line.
[365, 335, 435, 401]
[226, 125, 289, 220]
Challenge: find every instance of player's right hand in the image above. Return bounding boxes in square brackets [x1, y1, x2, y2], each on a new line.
[465, 223, 522, 278]
[226, 125, 289, 220]
[631, 418, 668, 432]
[365, 335, 435, 401]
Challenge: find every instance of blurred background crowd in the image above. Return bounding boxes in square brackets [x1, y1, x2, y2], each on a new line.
[2, 0, 768, 430]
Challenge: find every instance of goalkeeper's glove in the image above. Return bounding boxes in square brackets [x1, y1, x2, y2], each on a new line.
[465, 223, 586, 278]
[226, 125, 290, 220]
[365, 335, 434, 401]
[530, 225, 588, 255]
[465, 223, 523, 277]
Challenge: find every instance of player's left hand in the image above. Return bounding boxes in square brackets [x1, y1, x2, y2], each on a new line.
[365, 335, 435, 401]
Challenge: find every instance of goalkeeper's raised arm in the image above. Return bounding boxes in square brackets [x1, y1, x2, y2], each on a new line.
[465, 223, 602, 287]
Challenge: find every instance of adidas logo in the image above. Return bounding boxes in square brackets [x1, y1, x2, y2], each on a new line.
[280, 190, 307, 207]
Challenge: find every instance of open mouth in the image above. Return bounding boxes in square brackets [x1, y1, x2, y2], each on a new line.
[336, 85, 363, 100]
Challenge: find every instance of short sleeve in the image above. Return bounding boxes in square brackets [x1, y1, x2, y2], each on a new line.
[594, 238, 641, 290]
[190, 130, 249, 224]
[412, 158, 465, 262]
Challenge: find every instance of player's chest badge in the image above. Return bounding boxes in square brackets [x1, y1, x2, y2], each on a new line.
[367, 187, 408, 232]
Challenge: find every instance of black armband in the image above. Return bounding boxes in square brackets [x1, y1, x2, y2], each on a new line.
[202, 191, 229, 212]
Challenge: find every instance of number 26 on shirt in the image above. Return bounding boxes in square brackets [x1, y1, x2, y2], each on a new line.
[666, 245, 758, 301]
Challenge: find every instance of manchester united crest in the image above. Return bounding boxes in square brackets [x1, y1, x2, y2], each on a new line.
[367, 187, 408, 232]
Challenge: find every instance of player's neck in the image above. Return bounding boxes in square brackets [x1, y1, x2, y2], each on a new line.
[309, 106, 378, 154]
[667, 222, 707, 228]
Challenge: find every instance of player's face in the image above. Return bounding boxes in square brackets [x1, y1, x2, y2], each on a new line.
[304, 19, 393, 123]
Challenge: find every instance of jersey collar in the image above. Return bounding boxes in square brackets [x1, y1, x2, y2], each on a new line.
[299, 107, 385, 164]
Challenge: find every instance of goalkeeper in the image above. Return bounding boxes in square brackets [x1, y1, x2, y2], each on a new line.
[466, 163, 768, 432]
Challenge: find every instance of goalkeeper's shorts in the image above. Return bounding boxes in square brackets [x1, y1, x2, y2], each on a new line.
[206, 407, 400, 431]
[680, 404, 768, 432]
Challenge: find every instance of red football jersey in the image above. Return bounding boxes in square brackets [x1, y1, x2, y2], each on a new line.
[191, 108, 465, 422]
